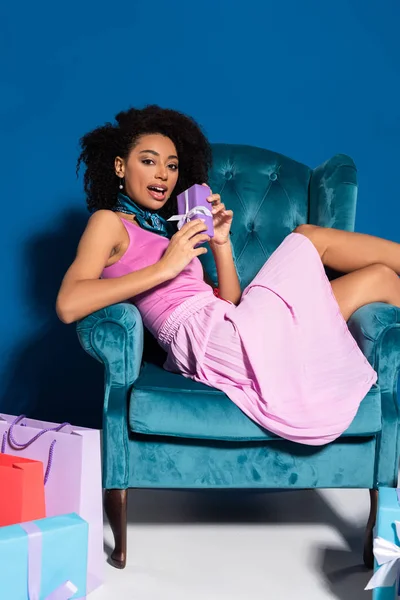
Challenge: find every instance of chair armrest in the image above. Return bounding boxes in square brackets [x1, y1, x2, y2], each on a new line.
[76, 302, 144, 389]
[348, 302, 400, 486]
[309, 153, 358, 231]
[76, 303, 144, 489]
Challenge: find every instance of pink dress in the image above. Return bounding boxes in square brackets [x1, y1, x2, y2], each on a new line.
[102, 217, 377, 446]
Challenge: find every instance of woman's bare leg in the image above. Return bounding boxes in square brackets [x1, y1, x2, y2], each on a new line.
[331, 264, 400, 321]
[295, 224, 400, 274]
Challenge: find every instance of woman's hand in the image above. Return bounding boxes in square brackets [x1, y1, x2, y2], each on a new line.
[160, 219, 210, 279]
[203, 184, 233, 246]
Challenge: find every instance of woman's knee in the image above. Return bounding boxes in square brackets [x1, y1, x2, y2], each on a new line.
[364, 263, 398, 286]
[293, 224, 325, 257]
[331, 264, 400, 319]
[362, 264, 399, 304]
[293, 224, 318, 238]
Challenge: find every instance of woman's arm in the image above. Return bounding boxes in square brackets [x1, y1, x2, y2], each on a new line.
[56, 211, 172, 324]
[211, 240, 241, 305]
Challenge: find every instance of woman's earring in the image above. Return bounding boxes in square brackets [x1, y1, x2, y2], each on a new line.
[119, 177, 124, 190]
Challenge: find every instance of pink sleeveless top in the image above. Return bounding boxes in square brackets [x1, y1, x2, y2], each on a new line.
[101, 218, 213, 339]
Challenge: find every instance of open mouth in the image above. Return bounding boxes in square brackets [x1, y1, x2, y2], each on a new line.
[147, 185, 167, 201]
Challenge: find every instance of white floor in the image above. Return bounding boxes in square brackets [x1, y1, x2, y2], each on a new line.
[89, 488, 376, 600]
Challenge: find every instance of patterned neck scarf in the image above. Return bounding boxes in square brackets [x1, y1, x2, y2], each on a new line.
[112, 192, 172, 238]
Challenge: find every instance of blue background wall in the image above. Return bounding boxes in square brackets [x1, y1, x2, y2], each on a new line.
[0, 0, 399, 427]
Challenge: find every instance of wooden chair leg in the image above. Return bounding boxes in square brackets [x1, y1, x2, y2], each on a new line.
[363, 488, 378, 569]
[104, 489, 128, 569]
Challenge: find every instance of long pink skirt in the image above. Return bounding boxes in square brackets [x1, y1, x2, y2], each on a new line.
[160, 233, 377, 446]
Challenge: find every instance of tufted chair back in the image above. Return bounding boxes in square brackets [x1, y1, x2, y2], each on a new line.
[201, 144, 358, 288]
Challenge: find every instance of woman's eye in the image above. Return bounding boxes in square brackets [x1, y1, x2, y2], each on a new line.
[168, 164, 178, 171]
[142, 159, 154, 165]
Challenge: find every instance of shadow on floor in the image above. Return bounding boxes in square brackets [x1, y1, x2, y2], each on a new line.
[103, 488, 372, 599]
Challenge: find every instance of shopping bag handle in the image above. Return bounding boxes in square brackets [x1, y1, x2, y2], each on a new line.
[1, 415, 71, 484]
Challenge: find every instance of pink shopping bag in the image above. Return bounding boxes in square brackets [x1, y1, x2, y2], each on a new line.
[0, 413, 103, 595]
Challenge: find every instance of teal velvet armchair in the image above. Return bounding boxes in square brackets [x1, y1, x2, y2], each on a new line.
[77, 144, 400, 569]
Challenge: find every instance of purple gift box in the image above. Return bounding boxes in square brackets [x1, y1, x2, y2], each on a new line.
[168, 184, 214, 238]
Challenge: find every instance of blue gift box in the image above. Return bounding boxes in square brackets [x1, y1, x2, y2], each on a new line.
[368, 487, 400, 599]
[0, 513, 88, 599]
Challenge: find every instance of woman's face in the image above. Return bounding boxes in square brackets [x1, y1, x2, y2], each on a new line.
[115, 134, 179, 209]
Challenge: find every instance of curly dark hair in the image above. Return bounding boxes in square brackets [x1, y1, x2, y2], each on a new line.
[76, 105, 212, 219]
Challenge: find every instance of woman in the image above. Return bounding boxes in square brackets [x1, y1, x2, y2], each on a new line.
[57, 105, 400, 445]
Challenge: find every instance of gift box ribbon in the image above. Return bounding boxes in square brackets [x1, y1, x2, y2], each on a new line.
[20, 522, 82, 600]
[168, 189, 213, 230]
[365, 494, 400, 593]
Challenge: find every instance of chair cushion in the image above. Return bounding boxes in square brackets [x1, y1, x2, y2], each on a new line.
[129, 363, 382, 442]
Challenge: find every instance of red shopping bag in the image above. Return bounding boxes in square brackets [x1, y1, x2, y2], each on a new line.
[0, 453, 46, 526]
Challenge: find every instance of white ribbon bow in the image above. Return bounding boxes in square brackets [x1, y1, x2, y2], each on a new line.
[167, 189, 213, 230]
[365, 521, 400, 590]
